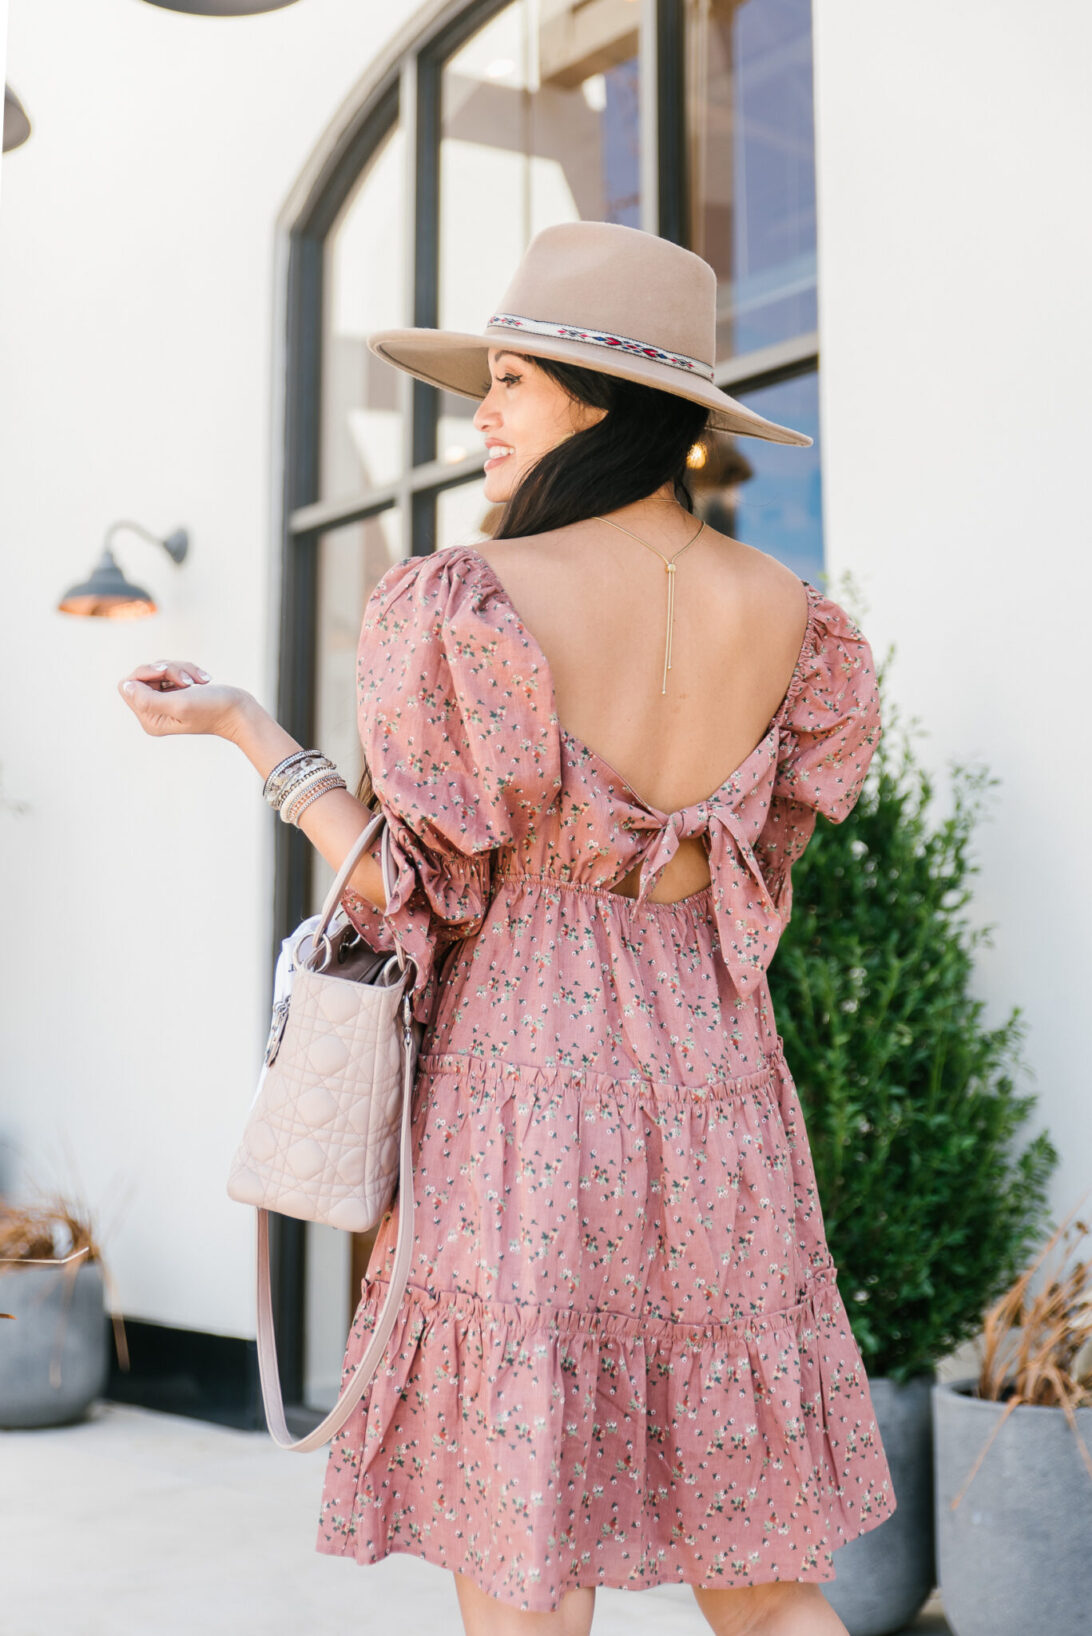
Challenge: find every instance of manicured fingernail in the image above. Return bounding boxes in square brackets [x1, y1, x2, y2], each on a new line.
[122, 681, 135, 693]
[197, 669, 210, 681]
[153, 662, 167, 670]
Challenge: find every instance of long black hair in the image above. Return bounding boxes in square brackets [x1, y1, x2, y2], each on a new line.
[490, 354, 711, 540]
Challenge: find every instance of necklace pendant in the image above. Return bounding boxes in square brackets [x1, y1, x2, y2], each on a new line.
[592, 511, 706, 695]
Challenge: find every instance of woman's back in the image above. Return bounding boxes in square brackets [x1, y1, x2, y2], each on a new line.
[472, 522, 812, 901]
[335, 538, 878, 1039]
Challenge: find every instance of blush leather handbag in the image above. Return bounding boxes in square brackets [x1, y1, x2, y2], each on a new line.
[227, 808, 420, 1453]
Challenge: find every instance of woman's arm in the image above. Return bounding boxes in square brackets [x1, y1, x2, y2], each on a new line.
[227, 695, 387, 911]
[116, 661, 386, 911]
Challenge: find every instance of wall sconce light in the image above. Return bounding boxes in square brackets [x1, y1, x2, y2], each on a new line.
[3, 87, 32, 154]
[57, 521, 190, 619]
[140, 1, 302, 14]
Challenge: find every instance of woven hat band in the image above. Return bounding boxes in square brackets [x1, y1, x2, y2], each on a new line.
[486, 312, 716, 383]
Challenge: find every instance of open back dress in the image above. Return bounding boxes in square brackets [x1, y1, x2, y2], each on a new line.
[315, 542, 895, 1612]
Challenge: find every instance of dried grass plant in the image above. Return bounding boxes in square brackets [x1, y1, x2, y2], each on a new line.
[951, 1194, 1092, 1508]
[0, 1192, 129, 1378]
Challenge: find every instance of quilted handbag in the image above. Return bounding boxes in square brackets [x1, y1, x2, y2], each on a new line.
[227, 808, 421, 1452]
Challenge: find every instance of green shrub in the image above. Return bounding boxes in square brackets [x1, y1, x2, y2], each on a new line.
[769, 592, 1057, 1383]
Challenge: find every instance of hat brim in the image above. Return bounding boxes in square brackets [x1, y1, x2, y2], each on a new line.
[366, 327, 813, 447]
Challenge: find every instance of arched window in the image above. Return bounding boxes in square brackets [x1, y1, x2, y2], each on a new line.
[273, 0, 820, 1420]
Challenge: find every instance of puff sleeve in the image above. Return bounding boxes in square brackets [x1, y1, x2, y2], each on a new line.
[336, 548, 562, 1023]
[755, 591, 883, 920]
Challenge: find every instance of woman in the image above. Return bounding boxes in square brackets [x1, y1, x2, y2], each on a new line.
[118, 221, 893, 1635]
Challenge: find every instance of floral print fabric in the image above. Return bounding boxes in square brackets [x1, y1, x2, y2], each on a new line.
[315, 544, 894, 1611]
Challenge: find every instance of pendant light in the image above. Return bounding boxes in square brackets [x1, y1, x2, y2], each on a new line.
[57, 523, 190, 619]
[3, 87, 31, 154]
[140, 2, 302, 15]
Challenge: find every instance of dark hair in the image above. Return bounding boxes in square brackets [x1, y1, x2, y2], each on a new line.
[490, 354, 711, 540]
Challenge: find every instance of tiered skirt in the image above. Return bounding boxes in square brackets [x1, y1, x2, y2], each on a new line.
[316, 1018, 894, 1611]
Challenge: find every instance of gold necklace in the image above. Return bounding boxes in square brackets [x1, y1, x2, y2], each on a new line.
[593, 512, 707, 694]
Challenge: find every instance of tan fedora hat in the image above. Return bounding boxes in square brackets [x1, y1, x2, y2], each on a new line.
[366, 220, 812, 448]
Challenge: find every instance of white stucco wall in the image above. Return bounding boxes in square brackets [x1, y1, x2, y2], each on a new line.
[0, 6, 9, 193]
[812, 0, 1092, 1221]
[1, 0, 1087, 1350]
[0, 0, 419, 1335]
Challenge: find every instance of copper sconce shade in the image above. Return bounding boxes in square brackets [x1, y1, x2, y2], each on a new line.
[57, 524, 190, 619]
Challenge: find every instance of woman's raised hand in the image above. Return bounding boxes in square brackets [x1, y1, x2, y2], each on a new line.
[116, 660, 251, 740]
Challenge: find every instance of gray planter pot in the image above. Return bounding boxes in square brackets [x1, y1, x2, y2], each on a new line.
[0, 1260, 109, 1428]
[933, 1377, 1092, 1636]
[821, 1374, 936, 1636]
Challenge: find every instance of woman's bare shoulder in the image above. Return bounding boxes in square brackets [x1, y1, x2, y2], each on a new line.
[719, 529, 808, 600]
[465, 526, 569, 570]
[708, 528, 804, 587]
[469, 521, 808, 634]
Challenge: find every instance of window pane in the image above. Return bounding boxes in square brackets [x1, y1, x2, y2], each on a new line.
[321, 122, 407, 501]
[691, 371, 821, 582]
[435, 0, 643, 464]
[437, 477, 497, 551]
[685, 0, 817, 360]
[312, 508, 404, 844]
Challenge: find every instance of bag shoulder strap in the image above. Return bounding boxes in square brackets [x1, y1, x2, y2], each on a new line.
[252, 1003, 417, 1452]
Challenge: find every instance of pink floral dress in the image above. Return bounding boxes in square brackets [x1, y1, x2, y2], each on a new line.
[315, 543, 895, 1612]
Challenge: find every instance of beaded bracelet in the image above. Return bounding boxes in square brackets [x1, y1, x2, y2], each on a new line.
[267, 760, 337, 815]
[274, 775, 332, 818]
[262, 748, 321, 798]
[278, 765, 345, 819]
[280, 764, 344, 804]
[266, 759, 335, 811]
[282, 779, 346, 828]
[281, 771, 347, 826]
[264, 750, 335, 810]
[262, 749, 309, 797]
[284, 778, 347, 827]
[276, 761, 337, 800]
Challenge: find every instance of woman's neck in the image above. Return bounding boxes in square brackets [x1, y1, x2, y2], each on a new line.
[595, 487, 698, 546]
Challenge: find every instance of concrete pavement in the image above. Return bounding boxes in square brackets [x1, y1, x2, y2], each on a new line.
[0, 1403, 951, 1635]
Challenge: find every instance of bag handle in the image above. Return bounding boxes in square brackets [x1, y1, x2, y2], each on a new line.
[305, 809, 409, 976]
[252, 986, 417, 1453]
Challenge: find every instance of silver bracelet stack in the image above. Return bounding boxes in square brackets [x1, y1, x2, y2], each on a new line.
[263, 750, 347, 826]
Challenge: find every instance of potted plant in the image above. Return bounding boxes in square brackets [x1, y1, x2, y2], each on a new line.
[0, 1193, 127, 1427]
[768, 598, 1057, 1636]
[933, 1205, 1092, 1636]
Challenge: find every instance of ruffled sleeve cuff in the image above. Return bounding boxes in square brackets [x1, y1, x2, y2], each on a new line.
[773, 593, 883, 825]
[753, 592, 883, 927]
[338, 803, 491, 1024]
